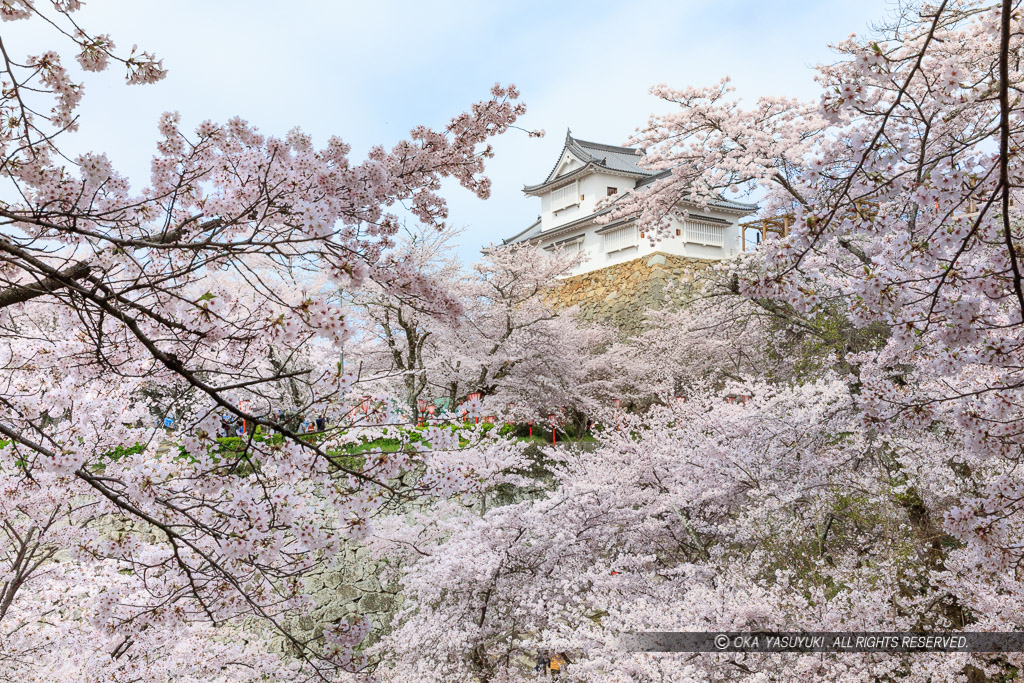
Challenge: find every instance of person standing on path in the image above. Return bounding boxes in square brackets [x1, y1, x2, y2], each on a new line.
[548, 652, 568, 677]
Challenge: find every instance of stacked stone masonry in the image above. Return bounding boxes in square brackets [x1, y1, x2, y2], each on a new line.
[545, 252, 716, 333]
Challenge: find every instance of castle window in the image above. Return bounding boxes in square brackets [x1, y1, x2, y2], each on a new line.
[603, 224, 637, 253]
[684, 219, 726, 247]
[607, 186, 618, 196]
[551, 181, 579, 212]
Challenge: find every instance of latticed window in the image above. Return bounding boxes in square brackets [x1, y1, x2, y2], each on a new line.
[562, 240, 582, 256]
[603, 224, 637, 253]
[550, 181, 579, 212]
[684, 219, 726, 247]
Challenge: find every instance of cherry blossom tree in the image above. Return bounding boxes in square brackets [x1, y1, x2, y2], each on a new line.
[426, 244, 593, 414]
[348, 236, 605, 427]
[0, 2, 530, 678]
[344, 224, 465, 421]
[614, 0, 1024, 600]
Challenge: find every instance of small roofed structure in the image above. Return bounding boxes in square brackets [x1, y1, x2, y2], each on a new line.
[503, 131, 757, 275]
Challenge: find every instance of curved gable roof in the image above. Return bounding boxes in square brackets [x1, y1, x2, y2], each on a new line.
[568, 136, 659, 178]
[524, 130, 659, 193]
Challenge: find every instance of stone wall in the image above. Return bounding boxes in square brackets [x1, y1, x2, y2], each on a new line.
[545, 252, 717, 333]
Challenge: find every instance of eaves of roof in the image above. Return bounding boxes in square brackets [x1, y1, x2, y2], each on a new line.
[635, 172, 759, 214]
[509, 208, 632, 246]
[523, 164, 595, 194]
[522, 163, 650, 196]
[501, 217, 542, 245]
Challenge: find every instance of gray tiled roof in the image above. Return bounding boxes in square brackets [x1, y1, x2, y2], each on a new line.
[708, 197, 759, 212]
[501, 216, 542, 245]
[524, 131, 658, 193]
[568, 136, 660, 178]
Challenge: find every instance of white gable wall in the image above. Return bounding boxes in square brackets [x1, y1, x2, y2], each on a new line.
[550, 150, 582, 180]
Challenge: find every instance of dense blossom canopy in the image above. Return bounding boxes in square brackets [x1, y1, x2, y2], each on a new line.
[4, 0, 1024, 681]
[0, 1, 527, 678]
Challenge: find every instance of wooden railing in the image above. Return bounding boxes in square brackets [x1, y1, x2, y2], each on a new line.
[739, 201, 882, 252]
[740, 215, 793, 251]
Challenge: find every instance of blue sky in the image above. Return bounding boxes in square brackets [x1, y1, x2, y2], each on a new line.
[13, 0, 894, 262]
